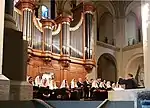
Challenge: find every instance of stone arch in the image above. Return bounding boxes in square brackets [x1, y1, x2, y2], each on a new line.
[95, 1, 116, 27]
[126, 12, 138, 21]
[95, 1, 116, 17]
[125, 1, 141, 26]
[125, 1, 141, 16]
[99, 12, 113, 21]
[125, 53, 143, 73]
[97, 53, 117, 82]
[125, 53, 144, 86]
[41, 5, 49, 18]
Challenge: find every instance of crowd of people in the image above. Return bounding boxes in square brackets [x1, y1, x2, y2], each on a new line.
[27, 73, 138, 101]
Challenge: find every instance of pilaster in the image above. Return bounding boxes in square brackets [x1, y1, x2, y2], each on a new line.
[3, 0, 33, 100]
[5, 0, 17, 30]
[0, 0, 10, 100]
[141, 1, 150, 88]
[114, 17, 126, 78]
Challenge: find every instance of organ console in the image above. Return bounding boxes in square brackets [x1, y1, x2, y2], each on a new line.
[14, 0, 96, 85]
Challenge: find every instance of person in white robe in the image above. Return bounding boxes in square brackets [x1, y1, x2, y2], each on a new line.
[71, 79, 78, 89]
[112, 83, 116, 88]
[27, 75, 30, 82]
[99, 81, 106, 89]
[41, 78, 49, 88]
[90, 80, 98, 98]
[40, 74, 50, 88]
[49, 80, 58, 90]
[27, 76, 34, 85]
[35, 74, 43, 87]
[60, 79, 69, 89]
[91, 80, 99, 88]
[112, 83, 124, 91]
[106, 81, 112, 89]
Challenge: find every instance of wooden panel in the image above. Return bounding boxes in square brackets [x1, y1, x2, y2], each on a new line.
[27, 57, 87, 86]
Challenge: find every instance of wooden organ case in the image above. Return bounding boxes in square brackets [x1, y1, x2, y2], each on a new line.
[14, 0, 96, 85]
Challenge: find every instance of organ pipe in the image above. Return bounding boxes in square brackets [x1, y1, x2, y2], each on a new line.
[13, 7, 22, 31]
[60, 16, 72, 56]
[85, 13, 93, 59]
[84, 3, 95, 60]
[33, 25, 42, 50]
[15, 0, 36, 47]
[70, 22, 83, 58]
[23, 9, 33, 47]
[62, 22, 70, 55]
[14, 1, 96, 67]
[40, 19, 55, 52]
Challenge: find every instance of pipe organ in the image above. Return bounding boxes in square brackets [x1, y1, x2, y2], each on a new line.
[14, 0, 95, 85]
[40, 19, 55, 52]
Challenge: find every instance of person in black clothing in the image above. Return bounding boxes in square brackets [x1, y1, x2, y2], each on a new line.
[42, 87, 51, 100]
[118, 77, 126, 88]
[83, 78, 90, 99]
[96, 78, 101, 88]
[119, 74, 138, 89]
[77, 78, 83, 99]
[89, 79, 94, 98]
[125, 73, 138, 89]
[118, 77, 125, 85]
[77, 78, 83, 88]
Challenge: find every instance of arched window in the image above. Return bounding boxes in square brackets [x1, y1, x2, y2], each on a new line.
[42, 5, 49, 19]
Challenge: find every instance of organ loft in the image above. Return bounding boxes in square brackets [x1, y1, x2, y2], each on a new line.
[19, 1, 96, 85]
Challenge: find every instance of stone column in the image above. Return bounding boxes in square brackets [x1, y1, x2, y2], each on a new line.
[5, 0, 14, 15]
[3, 0, 33, 100]
[115, 17, 126, 78]
[5, 0, 17, 30]
[0, 0, 10, 100]
[141, 1, 150, 88]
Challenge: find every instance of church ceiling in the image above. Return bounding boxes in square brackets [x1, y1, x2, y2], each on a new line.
[110, 1, 133, 17]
